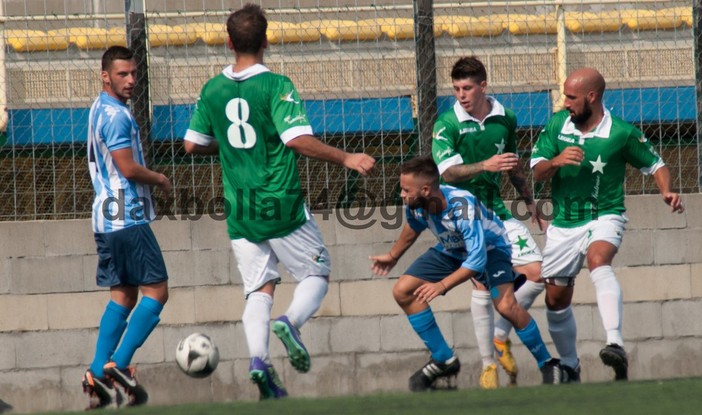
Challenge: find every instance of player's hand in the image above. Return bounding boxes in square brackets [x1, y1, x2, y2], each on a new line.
[525, 200, 547, 231]
[156, 174, 172, 194]
[552, 146, 584, 167]
[345, 153, 376, 176]
[413, 281, 446, 304]
[369, 253, 398, 276]
[482, 153, 519, 173]
[662, 192, 684, 213]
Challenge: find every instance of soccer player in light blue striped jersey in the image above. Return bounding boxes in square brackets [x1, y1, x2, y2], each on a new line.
[83, 46, 171, 409]
[370, 156, 561, 391]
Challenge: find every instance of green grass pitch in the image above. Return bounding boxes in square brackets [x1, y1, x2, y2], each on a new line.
[36, 377, 702, 415]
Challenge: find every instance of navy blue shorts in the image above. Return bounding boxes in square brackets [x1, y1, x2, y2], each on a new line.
[404, 248, 464, 282]
[473, 249, 515, 291]
[405, 247, 515, 290]
[94, 223, 169, 287]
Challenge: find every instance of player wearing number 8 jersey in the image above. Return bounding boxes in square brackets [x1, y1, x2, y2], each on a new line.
[186, 67, 310, 241]
[183, 3, 375, 400]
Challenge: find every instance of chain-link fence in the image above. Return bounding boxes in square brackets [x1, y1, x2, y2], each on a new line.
[0, 0, 696, 220]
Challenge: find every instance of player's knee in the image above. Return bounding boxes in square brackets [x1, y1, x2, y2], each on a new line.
[122, 298, 138, 310]
[545, 293, 571, 310]
[157, 290, 169, 305]
[392, 283, 413, 306]
[543, 278, 574, 310]
[586, 246, 616, 270]
[494, 295, 519, 320]
[587, 255, 610, 270]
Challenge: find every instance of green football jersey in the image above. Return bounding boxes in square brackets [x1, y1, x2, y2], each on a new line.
[432, 98, 518, 220]
[531, 109, 663, 228]
[185, 64, 312, 241]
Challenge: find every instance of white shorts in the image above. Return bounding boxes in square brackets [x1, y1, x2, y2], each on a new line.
[503, 218, 543, 267]
[231, 216, 331, 297]
[541, 214, 627, 279]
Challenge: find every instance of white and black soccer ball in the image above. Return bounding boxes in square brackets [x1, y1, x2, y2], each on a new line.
[175, 333, 220, 378]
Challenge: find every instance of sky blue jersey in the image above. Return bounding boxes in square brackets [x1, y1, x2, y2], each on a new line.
[87, 92, 154, 233]
[406, 185, 512, 274]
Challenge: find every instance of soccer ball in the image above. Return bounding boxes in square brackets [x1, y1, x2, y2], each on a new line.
[175, 333, 220, 378]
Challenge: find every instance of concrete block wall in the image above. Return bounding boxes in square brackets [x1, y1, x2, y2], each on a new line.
[0, 194, 700, 413]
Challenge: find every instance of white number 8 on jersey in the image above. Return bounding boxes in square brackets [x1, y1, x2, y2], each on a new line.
[226, 98, 257, 149]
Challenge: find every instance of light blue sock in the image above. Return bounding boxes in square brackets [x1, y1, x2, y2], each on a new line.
[407, 307, 453, 363]
[515, 318, 552, 368]
[90, 300, 130, 378]
[112, 296, 163, 369]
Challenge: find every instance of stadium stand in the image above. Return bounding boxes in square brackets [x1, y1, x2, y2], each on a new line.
[623, 9, 681, 31]
[374, 17, 416, 40]
[268, 21, 322, 43]
[1, 7, 693, 50]
[565, 11, 622, 33]
[45, 27, 126, 50]
[148, 24, 199, 48]
[182, 23, 227, 46]
[436, 16, 504, 37]
[0, 6, 694, 145]
[300, 20, 375, 42]
[503, 13, 559, 35]
[5, 29, 69, 52]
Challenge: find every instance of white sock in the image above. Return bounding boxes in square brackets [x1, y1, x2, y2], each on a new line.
[495, 280, 545, 341]
[547, 306, 579, 368]
[242, 292, 273, 362]
[590, 265, 624, 346]
[285, 276, 329, 328]
[471, 290, 496, 367]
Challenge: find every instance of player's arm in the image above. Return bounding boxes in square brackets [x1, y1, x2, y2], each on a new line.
[440, 267, 475, 292]
[370, 223, 420, 276]
[111, 148, 172, 193]
[272, 78, 375, 175]
[531, 118, 583, 181]
[432, 119, 518, 183]
[652, 166, 684, 213]
[414, 266, 475, 304]
[623, 129, 684, 214]
[184, 139, 219, 155]
[442, 153, 519, 183]
[505, 117, 544, 229]
[508, 163, 545, 230]
[286, 135, 375, 176]
[532, 146, 584, 182]
[458, 202, 488, 276]
[184, 89, 219, 155]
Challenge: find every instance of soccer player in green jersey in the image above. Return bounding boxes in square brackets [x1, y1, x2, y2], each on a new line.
[432, 57, 546, 388]
[531, 67, 684, 382]
[183, 4, 375, 399]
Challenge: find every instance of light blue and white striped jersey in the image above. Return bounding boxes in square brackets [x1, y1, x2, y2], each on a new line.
[406, 185, 512, 274]
[87, 92, 154, 233]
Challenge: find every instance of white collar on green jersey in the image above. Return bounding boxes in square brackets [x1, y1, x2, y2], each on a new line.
[453, 96, 505, 123]
[561, 107, 613, 139]
[222, 63, 270, 81]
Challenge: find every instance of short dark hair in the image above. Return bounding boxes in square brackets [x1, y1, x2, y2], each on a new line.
[227, 3, 268, 55]
[451, 56, 487, 83]
[400, 156, 440, 186]
[101, 46, 134, 71]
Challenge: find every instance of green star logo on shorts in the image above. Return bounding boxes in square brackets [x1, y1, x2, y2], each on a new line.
[514, 235, 530, 251]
